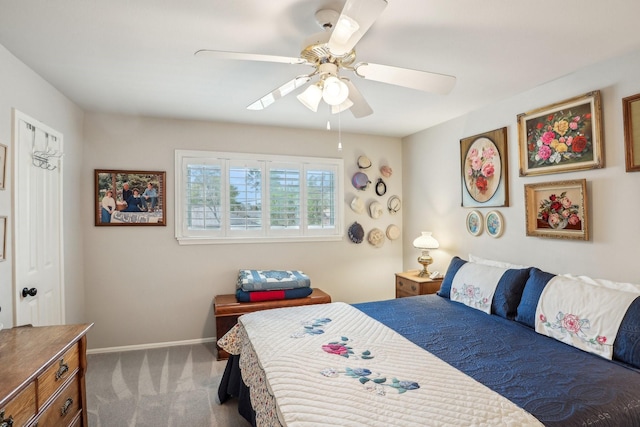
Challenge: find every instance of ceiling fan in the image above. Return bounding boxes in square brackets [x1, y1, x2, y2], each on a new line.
[195, 0, 456, 118]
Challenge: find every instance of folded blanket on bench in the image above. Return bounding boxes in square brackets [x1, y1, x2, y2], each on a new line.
[235, 287, 313, 302]
[237, 270, 310, 291]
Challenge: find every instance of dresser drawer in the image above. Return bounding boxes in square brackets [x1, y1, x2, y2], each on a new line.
[395, 272, 443, 298]
[37, 343, 80, 407]
[36, 374, 81, 427]
[0, 382, 36, 427]
[0, 324, 91, 427]
[396, 276, 420, 296]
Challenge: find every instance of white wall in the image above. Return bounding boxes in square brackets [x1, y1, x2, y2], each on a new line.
[0, 44, 85, 328]
[8, 36, 639, 350]
[82, 113, 403, 349]
[403, 49, 640, 282]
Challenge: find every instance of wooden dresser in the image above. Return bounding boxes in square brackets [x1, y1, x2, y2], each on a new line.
[214, 288, 331, 360]
[0, 323, 93, 427]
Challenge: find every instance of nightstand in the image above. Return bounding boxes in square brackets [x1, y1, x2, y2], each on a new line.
[395, 270, 443, 298]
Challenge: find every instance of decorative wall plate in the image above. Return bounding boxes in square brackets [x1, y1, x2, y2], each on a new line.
[485, 210, 504, 238]
[466, 210, 483, 236]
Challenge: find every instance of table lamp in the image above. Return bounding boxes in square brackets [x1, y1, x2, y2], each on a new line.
[412, 231, 439, 277]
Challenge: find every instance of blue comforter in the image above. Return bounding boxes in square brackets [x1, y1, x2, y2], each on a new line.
[355, 295, 640, 427]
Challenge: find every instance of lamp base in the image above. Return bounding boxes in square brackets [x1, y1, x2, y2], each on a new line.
[417, 253, 433, 278]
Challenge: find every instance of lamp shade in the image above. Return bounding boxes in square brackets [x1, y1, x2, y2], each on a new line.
[413, 231, 439, 249]
[297, 84, 323, 112]
[331, 97, 354, 114]
[322, 76, 349, 105]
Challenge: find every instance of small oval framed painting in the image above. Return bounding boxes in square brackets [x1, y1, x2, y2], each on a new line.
[466, 210, 483, 236]
[485, 210, 504, 238]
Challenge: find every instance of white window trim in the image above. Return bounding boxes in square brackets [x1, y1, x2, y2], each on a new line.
[175, 149, 344, 245]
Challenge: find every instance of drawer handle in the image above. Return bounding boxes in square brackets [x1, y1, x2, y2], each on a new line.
[0, 409, 14, 427]
[55, 359, 69, 380]
[411, 285, 417, 291]
[61, 398, 73, 416]
[398, 280, 404, 288]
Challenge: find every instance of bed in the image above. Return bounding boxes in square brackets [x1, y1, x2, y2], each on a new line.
[217, 257, 640, 426]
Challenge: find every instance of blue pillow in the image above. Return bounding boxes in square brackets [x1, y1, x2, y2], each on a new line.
[438, 256, 467, 298]
[515, 267, 556, 328]
[613, 297, 640, 369]
[491, 268, 531, 320]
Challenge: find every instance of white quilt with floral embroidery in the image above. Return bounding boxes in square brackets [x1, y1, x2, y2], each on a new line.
[535, 275, 639, 359]
[224, 302, 542, 427]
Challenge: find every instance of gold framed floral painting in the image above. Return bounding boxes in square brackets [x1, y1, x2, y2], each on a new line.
[460, 127, 509, 207]
[524, 179, 588, 240]
[622, 92, 640, 172]
[518, 91, 603, 176]
[0, 143, 6, 190]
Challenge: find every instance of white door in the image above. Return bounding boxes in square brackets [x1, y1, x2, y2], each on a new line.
[13, 110, 64, 326]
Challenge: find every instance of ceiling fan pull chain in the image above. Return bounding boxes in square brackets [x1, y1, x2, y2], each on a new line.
[337, 108, 343, 151]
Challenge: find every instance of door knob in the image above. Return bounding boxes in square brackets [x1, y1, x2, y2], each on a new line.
[22, 287, 37, 297]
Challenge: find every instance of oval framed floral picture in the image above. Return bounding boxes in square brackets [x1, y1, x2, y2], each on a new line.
[466, 210, 483, 236]
[485, 210, 504, 238]
[460, 127, 509, 208]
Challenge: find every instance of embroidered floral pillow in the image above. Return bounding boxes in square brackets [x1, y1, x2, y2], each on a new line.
[450, 262, 507, 314]
[535, 275, 639, 360]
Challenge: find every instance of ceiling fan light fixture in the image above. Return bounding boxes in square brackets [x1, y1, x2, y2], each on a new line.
[331, 98, 354, 114]
[297, 84, 323, 112]
[322, 76, 349, 105]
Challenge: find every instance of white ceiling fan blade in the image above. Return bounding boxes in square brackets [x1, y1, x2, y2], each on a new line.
[341, 78, 373, 118]
[354, 63, 456, 95]
[328, 0, 388, 57]
[195, 49, 310, 65]
[247, 75, 312, 110]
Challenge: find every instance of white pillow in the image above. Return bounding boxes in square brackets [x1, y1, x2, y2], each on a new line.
[469, 254, 529, 270]
[450, 262, 507, 314]
[561, 274, 640, 294]
[536, 275, 639, 360]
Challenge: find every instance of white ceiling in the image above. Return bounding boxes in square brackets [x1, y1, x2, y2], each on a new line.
[1, 0, 640, 138]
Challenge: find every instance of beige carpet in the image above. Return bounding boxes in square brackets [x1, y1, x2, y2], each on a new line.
[86, 342, 249, 427]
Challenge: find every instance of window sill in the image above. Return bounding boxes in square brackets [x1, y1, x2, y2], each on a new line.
[176, 235, 344, 245]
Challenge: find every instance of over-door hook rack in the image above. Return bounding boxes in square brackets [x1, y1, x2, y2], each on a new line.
[28, 123, 63, 171]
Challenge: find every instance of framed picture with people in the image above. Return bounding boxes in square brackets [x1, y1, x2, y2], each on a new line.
[95, 169, 166, 226]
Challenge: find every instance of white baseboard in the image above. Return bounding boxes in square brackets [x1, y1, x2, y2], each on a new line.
[87, 336, 217, 355]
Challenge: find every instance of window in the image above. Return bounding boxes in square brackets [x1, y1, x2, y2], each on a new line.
[175, 150, 344, 244]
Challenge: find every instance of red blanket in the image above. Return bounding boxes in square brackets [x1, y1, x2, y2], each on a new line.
[235, 287, 313, 302]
